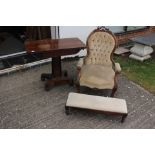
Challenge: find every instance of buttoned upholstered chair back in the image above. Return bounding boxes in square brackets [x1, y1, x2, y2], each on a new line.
[84, 27, 117, 67]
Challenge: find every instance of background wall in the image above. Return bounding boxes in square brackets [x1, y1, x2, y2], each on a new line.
[106, 26, 124, 33]
[59, 26, 124, 57]
[59, 26, 97, 57]
[59, 26, 97, 43]
[59, 26, 124, 42]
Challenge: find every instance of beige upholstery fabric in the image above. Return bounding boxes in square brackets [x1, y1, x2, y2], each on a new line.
[66, 93, 128, 114]
[80, 64, 115, 89]
[77, 58, 84, 69]
[77, 28, 120, 90]
[114, 63, 121, 73]
[85, 32, 115, 67]
[77, 59, 121, 73]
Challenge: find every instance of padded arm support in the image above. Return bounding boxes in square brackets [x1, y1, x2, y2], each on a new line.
[77, 58, 84, 69]
[114, 63, 121, 73]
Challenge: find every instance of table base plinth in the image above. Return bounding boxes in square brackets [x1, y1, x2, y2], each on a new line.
[41, 73, 53, 81]
[41, 71, 74, 91]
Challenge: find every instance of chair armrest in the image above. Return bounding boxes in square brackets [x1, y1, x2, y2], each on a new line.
[77, 58, 84, 70]
[114, 63, 121, 73]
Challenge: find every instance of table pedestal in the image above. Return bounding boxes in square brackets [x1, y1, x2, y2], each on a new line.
[25, 38, 86, 91]
[41, 56, 73, 91]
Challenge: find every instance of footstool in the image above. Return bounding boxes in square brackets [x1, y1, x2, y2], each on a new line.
[65, 93, 128, 123]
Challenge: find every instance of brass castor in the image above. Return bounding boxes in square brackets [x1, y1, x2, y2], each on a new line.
[64, 70, 68, 77]
[41, 74, 52, 81]
[69, 79, 74, 86]
[45, 83, 51, 91]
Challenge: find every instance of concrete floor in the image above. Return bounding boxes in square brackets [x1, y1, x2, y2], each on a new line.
[0, 60, 155, 128]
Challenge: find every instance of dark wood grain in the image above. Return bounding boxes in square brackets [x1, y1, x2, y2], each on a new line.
[25, 38, 86, 54]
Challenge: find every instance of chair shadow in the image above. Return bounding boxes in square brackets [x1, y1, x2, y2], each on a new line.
[79, 86, 112, 97]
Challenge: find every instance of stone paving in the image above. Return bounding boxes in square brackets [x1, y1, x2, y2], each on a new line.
[0, 60, 155, 128]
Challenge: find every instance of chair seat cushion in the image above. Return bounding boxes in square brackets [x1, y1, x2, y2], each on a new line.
[115, 63, 121, 73]
[80, 65, 115, 89]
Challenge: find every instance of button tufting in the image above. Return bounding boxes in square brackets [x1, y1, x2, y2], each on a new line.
[86, 31, 115, 66]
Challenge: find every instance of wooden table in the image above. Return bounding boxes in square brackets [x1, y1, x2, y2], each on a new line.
[25, 38, 86, 91]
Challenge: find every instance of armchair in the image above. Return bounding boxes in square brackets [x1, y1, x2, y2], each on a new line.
[76, 27, 121, 97]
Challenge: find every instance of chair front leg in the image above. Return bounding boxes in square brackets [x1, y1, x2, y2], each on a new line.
[111, 86, 117, 97]
[76, 68, 81, 93]
[111, 74, 118, 97]
[75, 81, 81, 93]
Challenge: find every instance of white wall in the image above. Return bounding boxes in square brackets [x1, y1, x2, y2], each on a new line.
[106, 26, 124, 33]
[59, 26, 124, 57]
[60, 26, 97, 43]
[59, 26, 124, 41]
[60, 26, 97, 57]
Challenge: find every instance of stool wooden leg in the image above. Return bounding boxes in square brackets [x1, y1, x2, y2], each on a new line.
[65, 106, 71, 115]
[121, 114, 128, 123]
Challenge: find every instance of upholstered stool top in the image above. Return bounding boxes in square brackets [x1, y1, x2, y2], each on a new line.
[66, 93, 128, 114]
